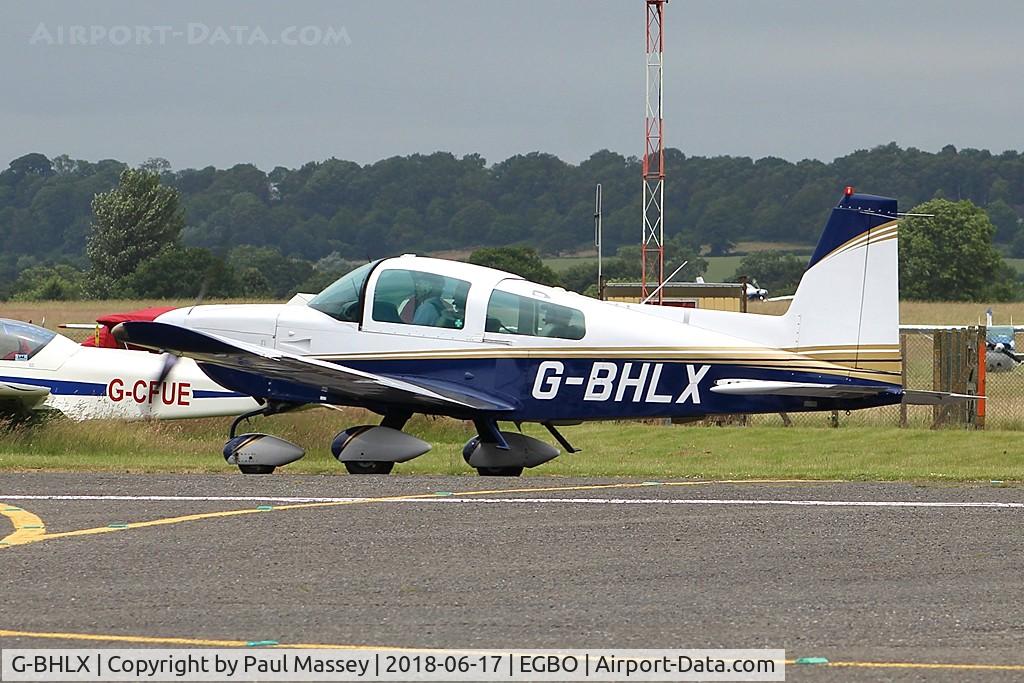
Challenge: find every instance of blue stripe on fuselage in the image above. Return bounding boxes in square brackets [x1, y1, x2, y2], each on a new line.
[0, 375, 243, 399]
[196, 358, 902, 421]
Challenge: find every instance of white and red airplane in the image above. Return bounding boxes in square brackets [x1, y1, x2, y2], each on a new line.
[0, 318, 258, 421]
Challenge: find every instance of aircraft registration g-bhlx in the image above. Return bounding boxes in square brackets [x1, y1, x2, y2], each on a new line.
[118, 190, 970, 476]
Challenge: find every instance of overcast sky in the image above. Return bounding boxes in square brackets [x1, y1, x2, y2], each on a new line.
[2, 1, 1021, 170]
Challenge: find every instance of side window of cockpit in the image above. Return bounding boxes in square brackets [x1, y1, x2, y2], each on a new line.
[308, 261, 377, 322]
[373, 270, 471, 330]
[539, 301, 586, 340]
[485, 291, 585, 340]
[0, 321, 57, 360]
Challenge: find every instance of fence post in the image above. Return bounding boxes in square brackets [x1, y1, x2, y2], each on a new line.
[899, 333, 908, 428]
[976, 325, 986, 429]
[932, 330, 944, 428]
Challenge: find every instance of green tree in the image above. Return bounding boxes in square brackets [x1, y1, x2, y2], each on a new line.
[226, 245, 313, 298]
[86, 168, 185, 283]
[467, 246, 561, 287]
[986, 200, 1021, 243]
[559, 241, 707, 296]
[696, 197, 743, 255]
[123, 246, 237, 298]
[899, 199, 1011, 300]
[731, 251, 807, 295]
[11, 264, 86, 301]
[7, 152, 53, 176]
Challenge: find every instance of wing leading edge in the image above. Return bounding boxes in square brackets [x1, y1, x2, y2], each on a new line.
[115, 321, 515, 414]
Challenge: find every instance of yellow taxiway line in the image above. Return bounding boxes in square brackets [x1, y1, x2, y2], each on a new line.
[0, 504, 46, 546]
[0, 629, 1022, 672]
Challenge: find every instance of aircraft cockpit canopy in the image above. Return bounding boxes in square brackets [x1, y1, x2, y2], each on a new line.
[0, 319, 57, 361]
[307, 257, 586, 340]
[308, 260, 380, 322]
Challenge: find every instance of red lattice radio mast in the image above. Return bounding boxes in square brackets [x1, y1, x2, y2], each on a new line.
[641, 0, 667, 303]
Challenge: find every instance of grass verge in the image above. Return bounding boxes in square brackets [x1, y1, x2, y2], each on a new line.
[1, 409, 1021, 482]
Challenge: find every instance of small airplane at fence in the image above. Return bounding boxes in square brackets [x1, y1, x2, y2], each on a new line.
[117, 189, 973, 477]
[0, 318, 259, 422]
[901, 308, 1024, 373]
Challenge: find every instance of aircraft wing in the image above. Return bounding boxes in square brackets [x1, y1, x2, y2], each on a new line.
[115, 322, 515, 414]
[0, 380, 51, 413]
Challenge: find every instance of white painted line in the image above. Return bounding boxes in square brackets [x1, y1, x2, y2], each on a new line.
[400, 498, 1024, 509]
[0, 494, 1022, 509]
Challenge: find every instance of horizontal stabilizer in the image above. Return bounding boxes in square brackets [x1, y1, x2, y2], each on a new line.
[711, 379, 896, 399]
[902, 390, 983, 406]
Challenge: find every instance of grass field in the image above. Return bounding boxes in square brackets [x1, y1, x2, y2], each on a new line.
[543, 255, 747, 282]
[1005, 258, 1024, 275]
[745, 299, 1024, 324]
[1, 409, 1022, 481]
[7, 298, 1022, 328]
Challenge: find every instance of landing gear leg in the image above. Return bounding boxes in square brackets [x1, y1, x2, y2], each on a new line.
[466, 419, 523, 477]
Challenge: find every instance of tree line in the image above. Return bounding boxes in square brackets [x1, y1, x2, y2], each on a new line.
[1, 143, 1021, 301]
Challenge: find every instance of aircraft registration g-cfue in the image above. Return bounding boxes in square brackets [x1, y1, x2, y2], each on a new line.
[116, 189, 971, 477]
[0, 320, 259, 421]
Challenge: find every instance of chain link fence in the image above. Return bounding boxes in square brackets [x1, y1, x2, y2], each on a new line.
[749, 328, 1024, 429]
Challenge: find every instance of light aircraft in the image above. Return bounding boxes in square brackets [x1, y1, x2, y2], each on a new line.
[0, 318, 259, 422]
[744, 280, 768, 301]
[901, 308, 1024, 373]
[117, 189, 966, 477]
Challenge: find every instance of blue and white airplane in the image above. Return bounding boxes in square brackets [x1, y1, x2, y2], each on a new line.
[117, 190, 961, 476]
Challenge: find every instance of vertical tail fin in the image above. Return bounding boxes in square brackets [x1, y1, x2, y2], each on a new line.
[785, 189, 900, 377]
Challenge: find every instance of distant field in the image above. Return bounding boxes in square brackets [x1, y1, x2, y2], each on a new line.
[732, 241, 813, 254]
[1, 299, 269, 331]
[1004, 258, 1024, 275]
[6, 299, 1023, 329]
[543, 256, 597, 273]
[544, 255, 748, 282]
[747, 299, 1024, 324]
[703, 255, 743, 282]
